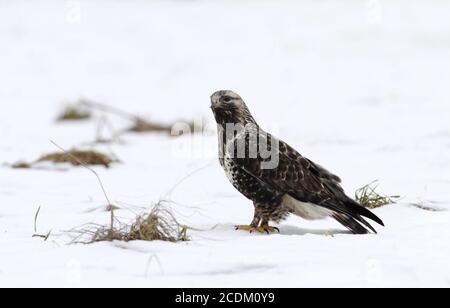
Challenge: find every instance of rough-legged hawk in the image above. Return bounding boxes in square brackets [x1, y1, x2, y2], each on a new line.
[210, 90, 384, 234]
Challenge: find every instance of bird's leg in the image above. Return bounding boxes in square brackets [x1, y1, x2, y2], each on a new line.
[235, 213, 280, 234]
[235, 212, 261, 233]
[257, 217, 280, 234]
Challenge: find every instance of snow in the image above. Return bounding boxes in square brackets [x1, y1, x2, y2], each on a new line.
[1, 0, 450, 287]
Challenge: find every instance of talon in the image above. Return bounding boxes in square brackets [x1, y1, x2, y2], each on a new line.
[235, 225, 258, 233]
[259, 226, 280, 234]
[235, 225, 279, 234]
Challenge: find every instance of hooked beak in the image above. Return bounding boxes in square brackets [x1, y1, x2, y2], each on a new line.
[210, 99, 222, 110]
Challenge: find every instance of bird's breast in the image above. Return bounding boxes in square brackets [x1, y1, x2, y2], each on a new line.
[221, 145, 283, 206]
[223, 155, 238, 185]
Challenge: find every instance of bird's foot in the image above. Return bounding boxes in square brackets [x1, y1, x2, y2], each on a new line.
[235, 225, 280, 234]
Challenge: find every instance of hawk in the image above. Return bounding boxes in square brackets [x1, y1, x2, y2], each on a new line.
[210, 90, 384, 234]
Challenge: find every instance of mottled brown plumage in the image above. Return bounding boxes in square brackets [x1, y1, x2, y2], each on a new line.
[210, 90, 384, 234]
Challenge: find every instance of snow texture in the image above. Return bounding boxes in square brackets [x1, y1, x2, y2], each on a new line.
[0, 0, 449, 287]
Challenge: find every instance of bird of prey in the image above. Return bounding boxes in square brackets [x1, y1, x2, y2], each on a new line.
[210, 90, 384, 234]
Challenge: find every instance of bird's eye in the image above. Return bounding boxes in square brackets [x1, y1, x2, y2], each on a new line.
[221, 96, 232, 103]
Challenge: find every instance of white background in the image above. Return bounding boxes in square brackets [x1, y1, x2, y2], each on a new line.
[0, 0, 449, 287]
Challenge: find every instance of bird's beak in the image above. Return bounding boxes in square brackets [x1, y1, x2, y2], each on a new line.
[211, 99, 221, 110]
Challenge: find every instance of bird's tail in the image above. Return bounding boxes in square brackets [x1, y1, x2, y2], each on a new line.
[344, 198, 384, 226]
[334, 198, 384, 234]
[332, 213, 371, 234]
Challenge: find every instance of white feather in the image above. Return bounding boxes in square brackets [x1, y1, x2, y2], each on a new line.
[282, 194, 332, 220]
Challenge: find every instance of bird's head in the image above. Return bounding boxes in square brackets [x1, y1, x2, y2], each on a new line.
[210, 90, 255, 126]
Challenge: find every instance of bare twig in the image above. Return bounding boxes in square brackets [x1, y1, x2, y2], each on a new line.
[50, 141, 115, 231]
[79, 99, 141, 122]
[95, 115, 121, 143]
[32, 206, 52, 241]
[34, 206, 40, 233]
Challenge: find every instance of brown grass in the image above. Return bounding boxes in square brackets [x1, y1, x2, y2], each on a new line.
[79, 98, 202, 135]
[127, 119, 173, 133]
[57, 105, 91, 122]
[70, 203, 189, 244]
[37, 150, 114, 168]
[126, 118, 201, 135]
[11, 161, 33, 169]
[128, 205, 188, 242]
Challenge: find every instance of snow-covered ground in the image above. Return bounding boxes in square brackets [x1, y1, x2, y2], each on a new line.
[1, 0, 450, 287]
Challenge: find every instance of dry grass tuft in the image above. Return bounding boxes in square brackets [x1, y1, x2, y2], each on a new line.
[37, 150, 114, 168]
[127, 119, 173, 133]
[79, 98, 202, 136]
[70, 203, 189, 244]
[57, 105, 92, 122]
[410, 202, 446, 212]
[126, 118, 201, 135]
[355, 180, 400, 209]
[127, 205, 188, 242]
[11, 161, 33, 169]
[62, 148, 210, 245]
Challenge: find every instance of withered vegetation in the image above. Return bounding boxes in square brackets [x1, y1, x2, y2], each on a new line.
[355, 180, 400, 209]
[11, 161, 33, 169]
[70, 202, 189, 244]
[410, 202, 446, 212]
[80, 98, 201, 135]
[56, 104, 92, 122]
[9, 148, 116, 170]
[37, 150, 114, 168]
[127, 118, 173, 133]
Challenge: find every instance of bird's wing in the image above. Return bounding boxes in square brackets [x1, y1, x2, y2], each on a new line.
[236, 134, 342, 204]
[304, 157, 342, 183]
[234, 132, 383, 228]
